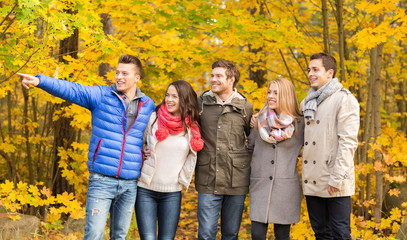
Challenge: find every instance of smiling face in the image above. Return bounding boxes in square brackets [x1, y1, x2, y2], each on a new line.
[115, 63, 140, 98]
[210, 67, 234, 100]
[165, 85, 181, 116]
[308, 59, 334, 90]
[267, 82, 280, 114]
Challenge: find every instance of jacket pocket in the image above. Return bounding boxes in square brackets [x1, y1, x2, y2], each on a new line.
[230, 150, 250, 187]
[92, 139, 102, 170]
[196, 151, 212, 186]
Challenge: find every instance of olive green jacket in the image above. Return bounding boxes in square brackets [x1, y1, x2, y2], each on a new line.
[195, 90, 253, 195]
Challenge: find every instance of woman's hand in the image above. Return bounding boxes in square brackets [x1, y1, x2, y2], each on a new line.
[143, 145, 151, 158]
[250, 113, 259, 128]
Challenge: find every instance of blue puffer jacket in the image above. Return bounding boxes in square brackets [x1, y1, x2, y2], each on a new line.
[36, 74, 155, 179]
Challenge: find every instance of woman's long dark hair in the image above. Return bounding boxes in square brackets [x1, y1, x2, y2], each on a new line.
[153, 80, 200, 133]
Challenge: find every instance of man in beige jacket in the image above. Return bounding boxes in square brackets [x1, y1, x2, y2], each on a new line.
[301, 53, 359, 239]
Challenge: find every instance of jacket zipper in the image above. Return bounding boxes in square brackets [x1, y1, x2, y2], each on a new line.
[92, 139, 102, 170]
[116, 99, 149, 178]
[117, 111, 127, 177]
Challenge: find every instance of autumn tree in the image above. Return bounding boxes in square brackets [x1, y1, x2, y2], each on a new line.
[0, 0, 407, 238]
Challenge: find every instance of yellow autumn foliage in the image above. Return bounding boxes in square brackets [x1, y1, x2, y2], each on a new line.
[1, 0, 407, 239]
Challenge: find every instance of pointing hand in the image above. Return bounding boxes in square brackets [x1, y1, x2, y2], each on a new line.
[17, 73, 40, 89]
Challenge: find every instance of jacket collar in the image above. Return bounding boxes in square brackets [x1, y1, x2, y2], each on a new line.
[201, 90, 247, 109]
[111, 84, 145, 100]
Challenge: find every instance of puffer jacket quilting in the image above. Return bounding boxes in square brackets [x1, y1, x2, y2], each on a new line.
[37, 74, 155, 179]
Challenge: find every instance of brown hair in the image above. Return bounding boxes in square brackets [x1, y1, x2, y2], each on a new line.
[154, 80, 200, 133]
[212, 60, 240, 87]
[118, 54, 142, 76]
[310, 53, 337, 78]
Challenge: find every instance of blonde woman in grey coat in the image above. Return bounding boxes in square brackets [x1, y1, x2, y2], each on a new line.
[248, 78, 304, 240]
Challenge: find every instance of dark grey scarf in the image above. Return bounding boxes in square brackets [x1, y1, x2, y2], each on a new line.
[303, 78, 343, 120]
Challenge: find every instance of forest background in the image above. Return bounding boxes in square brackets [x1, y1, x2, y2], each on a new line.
[0, 0, 407, 239]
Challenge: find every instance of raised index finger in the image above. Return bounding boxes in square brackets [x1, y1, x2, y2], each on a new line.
[17, 72, 32, 79]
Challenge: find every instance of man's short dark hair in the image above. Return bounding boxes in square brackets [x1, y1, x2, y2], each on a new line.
[212, 60, 240, 88]
[118, 54, 142, 76]
[310, 53, 337, 78]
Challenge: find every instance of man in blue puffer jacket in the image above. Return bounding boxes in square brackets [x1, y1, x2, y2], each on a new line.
[18, 54, 155, 240]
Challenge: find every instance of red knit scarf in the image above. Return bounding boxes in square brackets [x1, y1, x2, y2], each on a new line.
[155, 104, 204, 151]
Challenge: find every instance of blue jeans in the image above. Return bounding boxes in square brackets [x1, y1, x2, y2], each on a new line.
[83, 172, 138, 240]
[135, 187, 182, 240]
[197, 193, 246, 240]
[305, 196, 351, 240]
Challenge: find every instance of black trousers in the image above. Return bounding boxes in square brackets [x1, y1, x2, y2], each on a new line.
[251, 221, 291, 240]
[305, 196, 351, 240]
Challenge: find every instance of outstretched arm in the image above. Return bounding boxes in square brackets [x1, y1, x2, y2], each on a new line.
[19, 73, 102, 110]
[18, 73, 40, 89]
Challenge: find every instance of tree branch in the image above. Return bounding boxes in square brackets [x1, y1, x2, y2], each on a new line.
[0, 3, 17, 27]
[0, 149, 21, 182]
[0, 48, 40, 84]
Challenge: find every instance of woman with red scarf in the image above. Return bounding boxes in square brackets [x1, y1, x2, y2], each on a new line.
[136, 80, 203, 240]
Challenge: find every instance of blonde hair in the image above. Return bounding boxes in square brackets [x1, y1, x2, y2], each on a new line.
[259, 78, 302, 119]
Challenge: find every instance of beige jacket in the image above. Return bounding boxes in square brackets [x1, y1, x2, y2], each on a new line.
[138, 112, 197, 191]
[300, 88, 359, 197]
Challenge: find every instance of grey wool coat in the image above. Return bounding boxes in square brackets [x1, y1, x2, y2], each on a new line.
[248, 119, 304, 224]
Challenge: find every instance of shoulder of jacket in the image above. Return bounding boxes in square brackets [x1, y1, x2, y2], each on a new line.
[140, 95, 153, 102]
[337, 88, 358, 102]
[340, 88, 352, 94]
[330, 89, 359, 111]
[200, 90, 214, 98]
[244, 99, 253, 108]
[141, 98, 156, 111]
[147, 111, 157, 124]
[230, 92, 251, 108]
[235, 91, 247, 100]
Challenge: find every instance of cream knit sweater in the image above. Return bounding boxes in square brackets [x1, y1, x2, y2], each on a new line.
[138, 112, 198, 192]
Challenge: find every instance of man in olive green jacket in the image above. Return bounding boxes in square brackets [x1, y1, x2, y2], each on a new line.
[195, 60, 253, 240]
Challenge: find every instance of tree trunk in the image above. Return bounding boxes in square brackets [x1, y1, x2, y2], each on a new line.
[336, 0, 346, 82]
[49, 24, 79, 195]
[322, 0, 331, 53]
[359, 72, 373, 217]
[372, 41, 384, 224]
[395, 40, 406, 133]
[98, 13, 115, 78]
[396, 80, 406, 133]
[51, 102, 76, 195]
[22, 86, 34, 184]
[248, 3, 267, 88]
[6, 92, 18, 183]
[365, 106, 375, 220]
